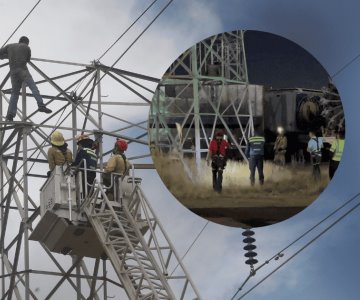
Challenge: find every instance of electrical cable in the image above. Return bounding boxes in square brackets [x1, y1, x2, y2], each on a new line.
[229, 190, 360, 299]
[234, 193, 360, 300]
[97, 0, 159, 61]
[170, 221, 209, 276]
[332, 52, 360, 78]
[1, 0, 43, 48]
[82, 0, 174, 100]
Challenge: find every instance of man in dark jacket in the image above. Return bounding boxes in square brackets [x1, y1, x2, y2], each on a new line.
[0, 36, 52, 121]
[73, 135, 97, 195]
[246, 130, 265, 186]
[206, 130, 229, 193]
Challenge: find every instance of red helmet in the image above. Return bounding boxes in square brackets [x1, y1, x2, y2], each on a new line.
[116, 139, 128, 152]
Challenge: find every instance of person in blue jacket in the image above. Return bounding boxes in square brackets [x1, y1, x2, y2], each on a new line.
[73, 134, 97, 194]
[246, 129, 266, 186]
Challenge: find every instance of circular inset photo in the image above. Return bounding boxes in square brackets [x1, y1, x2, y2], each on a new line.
[148, 30, 345, 228]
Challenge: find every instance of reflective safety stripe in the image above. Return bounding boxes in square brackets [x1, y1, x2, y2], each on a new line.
[330, 139, 344, 161]
[249, 136, 265, 142]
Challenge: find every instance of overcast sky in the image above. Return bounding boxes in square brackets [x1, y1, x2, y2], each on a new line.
[1, 0, 360, 299]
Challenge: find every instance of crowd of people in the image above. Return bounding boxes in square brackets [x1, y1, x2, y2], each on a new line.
[206, 127, 345, 193]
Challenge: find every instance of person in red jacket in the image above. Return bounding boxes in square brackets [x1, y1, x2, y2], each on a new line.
[206, 130, 229, 193]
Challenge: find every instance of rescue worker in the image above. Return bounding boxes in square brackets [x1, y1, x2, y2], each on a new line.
[47, 131, 72, 177]
[329, 130, 345, 179]
[0, 36, 52, 121]
[246, 130, 265, 186]
[73, 134, 97, 193]
[104, 139, 132, 201]
[273, 126, 287, 165]
[206, 130, 229, 193]
[307, 130, 324, 180]
[105, 139, 132, 175]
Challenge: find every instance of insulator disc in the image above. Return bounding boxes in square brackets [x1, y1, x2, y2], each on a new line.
[242, 230, 255, 237]
[245, 251, 258, 258]
[245, 258, 258, 265]
[243, 244, 256, 251]
[243, 237, 256, 244]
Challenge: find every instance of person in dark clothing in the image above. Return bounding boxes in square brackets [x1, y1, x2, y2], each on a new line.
[246, 131, 265, 186]
[307, 131, 324, 180]
[73, 134, 97, 195]
[0, 36, 52, 121]
[206, 130, 229, 193]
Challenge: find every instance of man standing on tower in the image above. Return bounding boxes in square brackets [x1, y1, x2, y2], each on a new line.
[0, 36, 52, 121]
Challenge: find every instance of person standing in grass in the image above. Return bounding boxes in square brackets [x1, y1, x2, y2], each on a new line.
[206, 130, 229, 193]
[307, 130, 324, 180]
[246, 129, 266, 186]
[329, 130, 345, 179]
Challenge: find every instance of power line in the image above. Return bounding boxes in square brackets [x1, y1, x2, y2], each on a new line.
[231, 191, 360, 300]
[1, 0, 43, 48]
[97, 0, 159, 61]
[235, 194, 360, 300]
[82, 0, 174, 100]
[332, 52, 360, 78]
[170, 221, 209, 276]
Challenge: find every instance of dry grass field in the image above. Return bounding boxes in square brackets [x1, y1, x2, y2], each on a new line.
[152, 152, 330, 228]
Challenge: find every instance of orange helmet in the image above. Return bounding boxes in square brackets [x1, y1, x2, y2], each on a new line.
[116, 139, 128, 152]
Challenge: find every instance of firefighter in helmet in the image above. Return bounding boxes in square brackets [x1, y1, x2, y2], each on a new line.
[104, 138, 132, 201]
[47, 131, 72, 177]
[206, 130, 229, 193]
[105, 138, 132, 175]
[73, 134, 98, 193]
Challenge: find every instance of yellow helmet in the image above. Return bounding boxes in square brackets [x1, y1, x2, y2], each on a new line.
[50, 131, 65, 146]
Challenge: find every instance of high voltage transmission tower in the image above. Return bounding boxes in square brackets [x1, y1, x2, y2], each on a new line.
[149, 30, 258, 170]
[0, 57, 201, 299]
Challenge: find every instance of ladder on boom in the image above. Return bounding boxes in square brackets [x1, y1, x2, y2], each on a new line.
[81, 176, 201, 300]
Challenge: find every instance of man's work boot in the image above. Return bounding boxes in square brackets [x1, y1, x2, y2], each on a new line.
[5, 114, 14, 121]
[38, 105, 52, 114]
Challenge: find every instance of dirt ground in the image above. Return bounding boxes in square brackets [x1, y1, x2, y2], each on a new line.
[152, 152, 330, 228]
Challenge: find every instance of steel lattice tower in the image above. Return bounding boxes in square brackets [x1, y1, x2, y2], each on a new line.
[149, 30, 261, 169]
[0, 57, 201, 299]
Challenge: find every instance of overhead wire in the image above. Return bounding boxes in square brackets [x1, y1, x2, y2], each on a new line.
[234, 192, 360, 300]
[230, 190, 360, 299]
[97, 0, 159, 61]
[1, 0, 43, 48]
[230, 38, 360, 299]
[331, 52, 360, 78]
[82, 0, 174, 100]
[170, 221, 209, 276]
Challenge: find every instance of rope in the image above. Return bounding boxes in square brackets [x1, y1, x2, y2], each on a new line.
[97, 0, 159, 61]
[1, 0, 43, 48]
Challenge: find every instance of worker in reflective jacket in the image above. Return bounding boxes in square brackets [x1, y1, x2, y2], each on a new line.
[246, 131, 265, 186]
[329, 130, 345, 179]
[73, 134, 98, 193]
[206, 130, 229, 193]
